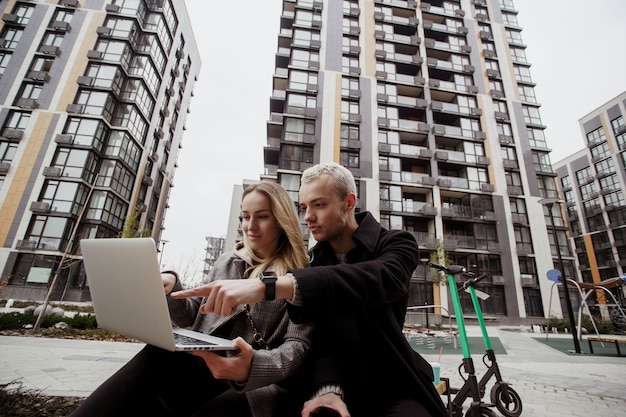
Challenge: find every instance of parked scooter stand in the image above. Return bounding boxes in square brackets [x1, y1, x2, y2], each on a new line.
[422, 259, 497, 417]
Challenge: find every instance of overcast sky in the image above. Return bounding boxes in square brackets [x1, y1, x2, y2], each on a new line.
[160, 0, 626, 278]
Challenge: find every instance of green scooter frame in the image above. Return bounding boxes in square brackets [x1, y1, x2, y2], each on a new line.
[461, 273, 523, 417]
[423, 260, 496, 417]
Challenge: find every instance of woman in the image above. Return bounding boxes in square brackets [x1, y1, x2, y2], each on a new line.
[71, 181, 311, 417]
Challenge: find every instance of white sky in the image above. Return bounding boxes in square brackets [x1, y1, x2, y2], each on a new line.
[160, 0, 626, 278]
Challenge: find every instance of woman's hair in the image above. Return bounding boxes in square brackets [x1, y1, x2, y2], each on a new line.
[301, 161, 357, 200]
[241, 181, 309, 278]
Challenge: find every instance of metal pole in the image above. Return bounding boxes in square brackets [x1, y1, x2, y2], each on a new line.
[159, 239, 169, 268]
[546, 200, 581, 353]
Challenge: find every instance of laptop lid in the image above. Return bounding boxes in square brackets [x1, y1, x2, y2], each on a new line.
[80, 238, 237, 353]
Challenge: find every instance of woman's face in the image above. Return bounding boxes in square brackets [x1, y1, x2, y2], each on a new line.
[241, 190, 282, 259]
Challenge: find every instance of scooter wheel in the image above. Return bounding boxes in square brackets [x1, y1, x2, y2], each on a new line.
[464, 407, 497, 417]
[490, 384, 523, 417]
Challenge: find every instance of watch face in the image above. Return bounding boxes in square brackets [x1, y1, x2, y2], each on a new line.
[262, 271, 277, 278]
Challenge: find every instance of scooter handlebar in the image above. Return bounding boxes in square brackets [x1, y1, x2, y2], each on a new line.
[420, 258, 467, 275]
[462, 273, 488, 289]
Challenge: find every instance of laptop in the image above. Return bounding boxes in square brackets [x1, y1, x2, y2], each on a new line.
[80, 237, 239, 354]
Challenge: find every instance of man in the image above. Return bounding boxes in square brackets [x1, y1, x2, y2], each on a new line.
[174, 162, 446, 417]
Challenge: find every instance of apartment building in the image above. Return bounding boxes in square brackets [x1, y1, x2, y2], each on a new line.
[553, 92, 626, 307]
[0, 0, 200, 301]
[258, 0, 572, 324]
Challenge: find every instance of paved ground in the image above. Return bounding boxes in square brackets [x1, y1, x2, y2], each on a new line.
[0, 326, 625, 416]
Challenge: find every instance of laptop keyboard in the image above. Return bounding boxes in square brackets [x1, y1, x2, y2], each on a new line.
[174, 333, 217, 346]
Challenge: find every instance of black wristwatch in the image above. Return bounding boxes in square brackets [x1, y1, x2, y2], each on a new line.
[260, 271, 278, 301]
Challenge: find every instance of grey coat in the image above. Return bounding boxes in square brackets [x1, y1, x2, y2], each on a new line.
[167, 250, 312, 417]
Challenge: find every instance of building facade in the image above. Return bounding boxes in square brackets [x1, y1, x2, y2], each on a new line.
[553, 92, 626, 310]
[0, 0, 200, 301]
[258, 0, 572, 324]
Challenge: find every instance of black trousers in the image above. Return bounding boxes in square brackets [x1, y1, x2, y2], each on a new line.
[70, 345, 251, 417]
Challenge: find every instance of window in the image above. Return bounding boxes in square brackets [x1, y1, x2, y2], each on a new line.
[87, 190, 128, 230]
[4, 110, 30, 130]
[284, 118, 315, 143]
[26, 215, 70, 252]
[513, 65, 532, 83]
[510, 198, 528, 223]
[342, 55, 359, 74]
[342, 100, 359, 122]
[279, 173, 301, 203]
[594, 158, 614, 177]
[293, 29, 320, 48]
[585, 127, 605, 145]
[342, 36, 359, 55]
[1, 28, 22, 49]
[527, 127, 547, 148]
[340, 124, 359, 142]
[509, 47, 527, 63]
[463, 142, 485, 163]
[340, 150, 359, 168]
[505, 28, 523, 45]
[604, 191, 625, 208]
[76, 90, 115, 119]
[287, 93, 316, 111]
[343, 17, 359, 33]
[50, 8, 73, 24]
[537, 175, 557, 198]
[532, 151, 552, 172]
[106, 131, 142, 170]
[466, 167, 489, 191]
[599, 174, 620, 192]
[291, 49, 319, 69]
[281, 144, 314, 170]
[501, 146, 517, 164]
[52, 148, 98, 181]
[514, 225, 533, 253]
[341, 77, 359, 97]
[0, 52, 12, 78]
[501, 12, 519, 26]
[518, 85, 536, 103]
[13, 3, 35, 25]
[590, 142, 609, 160]
[579, 182, 595, 200]
[97, 160, 135, 200]
[64, 117, 108, 150]
[41, 32, 64, 47]
[289, 70, 318, 91]
[95, 40, 132, 69]
[0, 141, 18, 163]
[522, 106, 542, 125]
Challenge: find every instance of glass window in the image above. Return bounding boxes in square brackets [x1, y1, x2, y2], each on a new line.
[2, 28, 22, 49]
[585, 127, 605, 145]
[284, 118, 315, 142]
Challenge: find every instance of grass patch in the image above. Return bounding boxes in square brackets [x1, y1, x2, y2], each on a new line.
[0, 381, 82, 417]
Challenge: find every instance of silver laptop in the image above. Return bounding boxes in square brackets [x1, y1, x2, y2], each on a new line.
[80, 237, 238, 354]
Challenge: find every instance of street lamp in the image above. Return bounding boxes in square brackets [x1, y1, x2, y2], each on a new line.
[159, 239, 169, 267]
[539, 197, 581, 353]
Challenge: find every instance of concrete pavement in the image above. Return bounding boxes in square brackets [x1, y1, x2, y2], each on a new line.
[1, 326, 625, 416]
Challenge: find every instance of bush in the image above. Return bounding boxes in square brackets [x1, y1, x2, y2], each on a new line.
[0, 312, 97, 331]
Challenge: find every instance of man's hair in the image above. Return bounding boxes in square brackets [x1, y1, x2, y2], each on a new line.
[301, 162, 357, 200]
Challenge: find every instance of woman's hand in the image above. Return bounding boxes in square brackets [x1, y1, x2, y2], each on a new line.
[192, 337, 254, 383]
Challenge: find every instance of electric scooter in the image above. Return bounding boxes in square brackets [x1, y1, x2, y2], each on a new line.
[422, 259, 497, 417]
[460, 271, 523, 417]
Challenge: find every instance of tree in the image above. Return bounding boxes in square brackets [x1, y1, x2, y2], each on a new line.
[117, 206, 152, 238]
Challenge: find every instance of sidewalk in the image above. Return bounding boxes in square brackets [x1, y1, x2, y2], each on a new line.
[1, 326, 625, 416]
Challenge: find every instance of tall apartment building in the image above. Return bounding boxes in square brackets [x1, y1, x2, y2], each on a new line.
[259, 0, 572, 324]
[0, 0, 200, 302]
[553, 92, 626, 308]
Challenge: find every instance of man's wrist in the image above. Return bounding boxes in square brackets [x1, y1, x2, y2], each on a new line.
[275, 274, 295, 301]
[313, 384, 344, 400]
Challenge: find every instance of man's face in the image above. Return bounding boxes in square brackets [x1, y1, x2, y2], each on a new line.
[299, 174, 350, 243]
